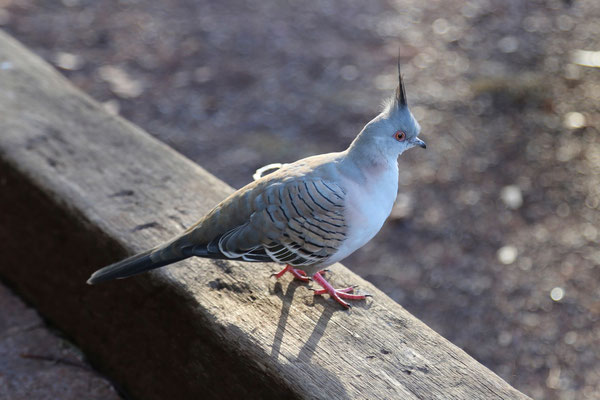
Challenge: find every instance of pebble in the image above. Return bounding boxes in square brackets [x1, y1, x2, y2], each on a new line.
[98, 65, 144, 98]
[497, 245, 518, 265]
[53, 52, 83, 71]
[550, 287, 565, 302]
[563, 112, 586, 129]
[500, 185, 523, 209]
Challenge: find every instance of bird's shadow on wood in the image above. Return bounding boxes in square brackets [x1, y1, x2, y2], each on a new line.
[269, 280, 350, 399]
[269, 280, 339, 361]
[296, 305, 335, 363]
[270, 280, 298, 360]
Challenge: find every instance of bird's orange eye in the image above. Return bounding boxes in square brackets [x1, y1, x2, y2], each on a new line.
[394, 131, 406, 141]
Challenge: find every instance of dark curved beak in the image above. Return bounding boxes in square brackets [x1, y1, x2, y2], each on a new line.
[413, 137, 427, 149]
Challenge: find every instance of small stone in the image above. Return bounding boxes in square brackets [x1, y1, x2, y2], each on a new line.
[53, 52, 84, 71]
[550, 287, 564, 301]
[546, 367, 561, 389]
[497, 246, 518, 265]
[98, 65, 143, 98]
[572, 49, 600, 67]
[500, 185, 523, 209]
[102, 99, 120, 116]
[563, 112, 586, 129]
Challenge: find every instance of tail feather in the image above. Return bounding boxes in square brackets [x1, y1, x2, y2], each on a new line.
[87, 231, 248, 285]
[87, 247, 188, 285]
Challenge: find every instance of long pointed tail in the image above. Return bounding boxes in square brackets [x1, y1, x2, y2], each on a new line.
[87, 244, 189, 285]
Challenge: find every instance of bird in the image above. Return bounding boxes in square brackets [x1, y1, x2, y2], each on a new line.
[87, 59, 426, 308]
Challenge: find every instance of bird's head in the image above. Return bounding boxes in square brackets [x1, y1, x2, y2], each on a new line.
[350, 60, 426, 162]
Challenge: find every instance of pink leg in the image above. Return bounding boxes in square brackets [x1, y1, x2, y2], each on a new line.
[312, 286, 355, 295]
[272, 264, 311, 283]
[312, 270, 369, 308]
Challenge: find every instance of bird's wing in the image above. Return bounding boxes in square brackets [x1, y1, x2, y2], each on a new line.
[203, 178, 349, 266]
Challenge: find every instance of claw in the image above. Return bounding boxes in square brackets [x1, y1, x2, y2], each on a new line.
[312, 270, 368, 308]
[272, 264, 311, 283]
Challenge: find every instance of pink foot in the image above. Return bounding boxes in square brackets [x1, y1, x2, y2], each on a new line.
[272, 264, 311, 283]
[312, 270, 369, 308]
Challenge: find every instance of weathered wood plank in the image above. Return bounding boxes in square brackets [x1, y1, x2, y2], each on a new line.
[0, 29, 529, 400]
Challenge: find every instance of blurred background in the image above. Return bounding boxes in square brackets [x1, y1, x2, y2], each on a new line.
[2, 0, 599, 398]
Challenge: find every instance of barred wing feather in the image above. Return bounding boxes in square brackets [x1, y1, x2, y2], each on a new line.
[217, 179, 348, 267]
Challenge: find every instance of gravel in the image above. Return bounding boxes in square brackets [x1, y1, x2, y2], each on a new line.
[2, 0, 599, 398]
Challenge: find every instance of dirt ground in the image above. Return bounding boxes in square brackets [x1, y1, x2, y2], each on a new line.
[2, 0, 599, 398]
[0, 284, 120, 400]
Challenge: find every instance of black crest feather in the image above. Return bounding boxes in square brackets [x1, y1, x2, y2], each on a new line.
[396, 55, 407, 107]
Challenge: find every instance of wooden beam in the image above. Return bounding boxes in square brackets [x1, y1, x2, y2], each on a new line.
[0, 30, 530, 400]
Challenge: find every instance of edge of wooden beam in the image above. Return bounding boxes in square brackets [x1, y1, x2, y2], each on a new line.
[0, 29, 529, 400]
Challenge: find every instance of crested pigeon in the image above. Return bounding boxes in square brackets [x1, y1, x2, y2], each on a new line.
[87, 60, 426, 308]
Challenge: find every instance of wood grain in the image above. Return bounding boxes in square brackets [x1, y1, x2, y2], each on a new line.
[0, 30, 530, 400]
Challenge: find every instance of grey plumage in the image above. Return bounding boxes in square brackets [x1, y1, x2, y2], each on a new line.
[87, 58, 426, 308]
[87, 249, 183, 284]
[88, 157, 350, 284]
